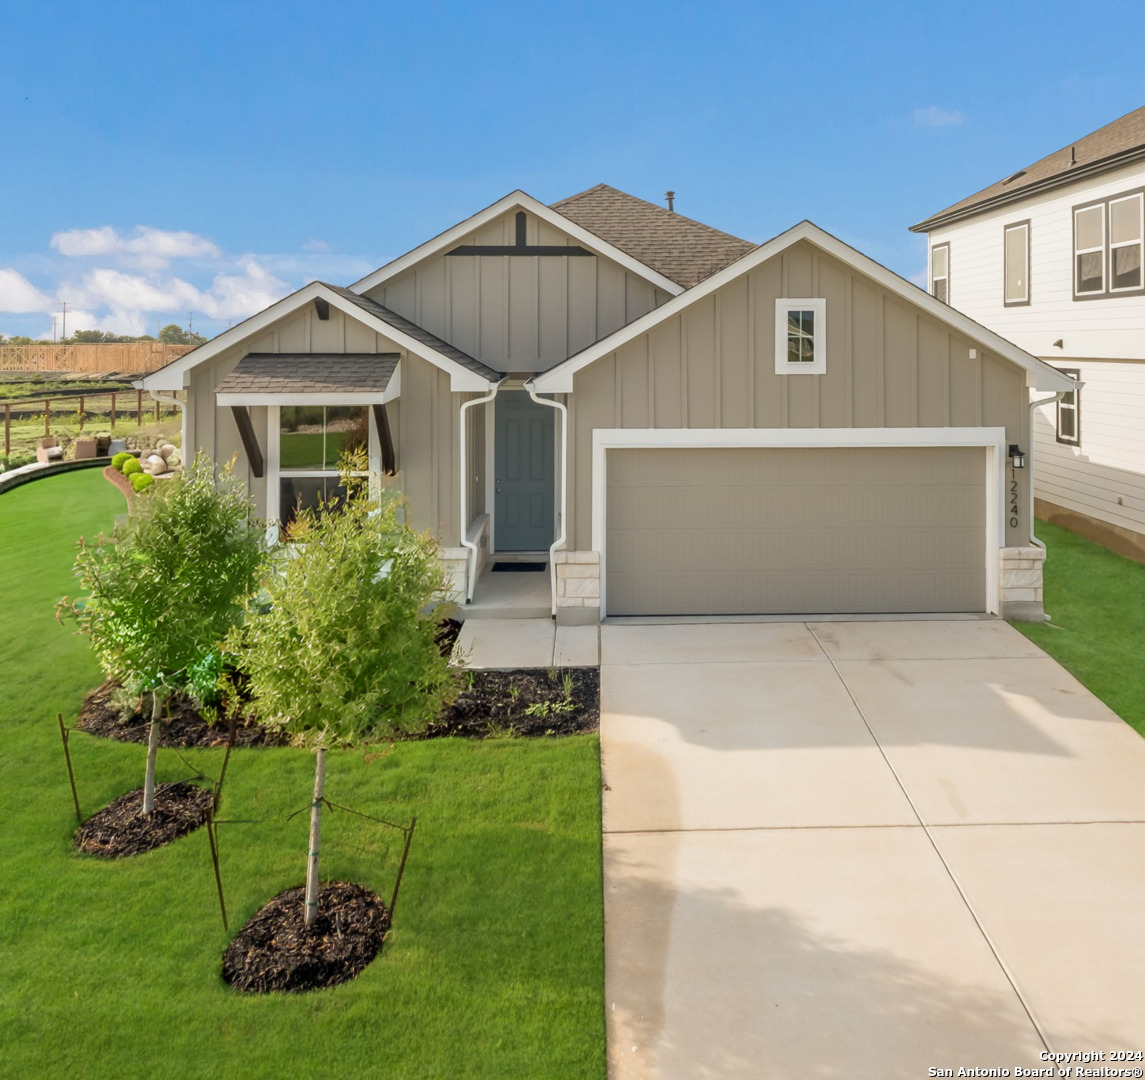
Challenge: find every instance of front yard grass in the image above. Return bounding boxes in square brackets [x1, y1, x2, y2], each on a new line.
[0, 470, 605, 1079]
[1015, 520, 1145, 737]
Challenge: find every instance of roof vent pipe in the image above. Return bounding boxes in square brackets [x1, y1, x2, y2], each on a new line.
[1070, 146, 1076, 166]
[665, 190, 675, 213]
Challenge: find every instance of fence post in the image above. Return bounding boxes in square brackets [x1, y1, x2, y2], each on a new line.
[110, 392, 117, 429]
[78, 395, 85, 431]
[136, 389, 142, 427]
[44, 400, 50, 437]
[4, 403, 9, 457]
[155, 396, 160, 423]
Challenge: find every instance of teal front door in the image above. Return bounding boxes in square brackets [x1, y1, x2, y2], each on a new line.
[494, 390, 555, 551]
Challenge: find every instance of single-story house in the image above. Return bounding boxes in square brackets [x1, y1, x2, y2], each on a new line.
[140, 185, 1076, 622]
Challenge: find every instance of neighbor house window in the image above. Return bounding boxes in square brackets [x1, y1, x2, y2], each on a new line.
[278, 405, 369, 526]
[1074, 205, 1105, 295]
[1056, 368, 1080, 446]
[1004, 221, 1030, 305]
[930, 243, 950, 303]
[774, 298, 826, 375]
[1109, 192, 1143, 292]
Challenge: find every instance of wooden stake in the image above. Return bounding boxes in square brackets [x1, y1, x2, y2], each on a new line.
[136, 389, 142, 427]
[57, 713, 82, 824]
[142, 691, 161, 814]
[304, 747, 327, 929]
[389, 816, 417, 921]
[206, 815, 228, 931]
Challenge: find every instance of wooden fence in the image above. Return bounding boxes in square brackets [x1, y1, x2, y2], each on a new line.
[0, 342, 195, 374]
[4, 389, 183, 456]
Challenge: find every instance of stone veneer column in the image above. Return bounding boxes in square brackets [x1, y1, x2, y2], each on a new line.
[553, 550, 600, 626]
[999, 545, 1046, 622]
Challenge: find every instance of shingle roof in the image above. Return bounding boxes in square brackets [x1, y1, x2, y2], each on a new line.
[323, 283, 502, 380]
[912, 105, 1145, 232]
[550, 184, 756, 288]
[215, 353, 398, 396]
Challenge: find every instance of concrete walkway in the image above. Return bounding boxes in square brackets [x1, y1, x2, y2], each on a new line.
[601, 620, 1145, 1079]
[454, 618, 600, 669]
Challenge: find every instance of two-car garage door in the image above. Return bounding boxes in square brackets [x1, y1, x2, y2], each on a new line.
[605, 446, 987, 616]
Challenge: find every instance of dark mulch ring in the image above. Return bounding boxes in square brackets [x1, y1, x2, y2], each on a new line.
[74, 781, 214, 858]
[222, 881, 390, 994]
[423, 666, 600, 739]
[75, 680, 288, 749]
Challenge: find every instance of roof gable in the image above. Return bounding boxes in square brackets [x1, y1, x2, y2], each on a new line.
[912, 105, 1145, 232]
[349, 190, 685, 297]
[531, 221, 1076, 395]
[550, 184, 756, 288]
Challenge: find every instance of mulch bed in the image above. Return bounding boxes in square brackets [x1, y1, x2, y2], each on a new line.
[74, 781, 214, 858]
[75, 680, 288, 748]
[221, 881, 390, 994]
[425, 667, 599, 738]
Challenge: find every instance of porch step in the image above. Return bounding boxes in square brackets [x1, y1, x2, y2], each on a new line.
[461, 600, 553, 621]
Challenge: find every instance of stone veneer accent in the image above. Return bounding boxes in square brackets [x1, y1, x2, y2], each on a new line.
[554, 550, 601, 626]
[999, 545, 1046, 622]
[439, 547, 470, 605]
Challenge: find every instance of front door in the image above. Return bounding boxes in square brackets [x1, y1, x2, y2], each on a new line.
[494, 390, 555, 551]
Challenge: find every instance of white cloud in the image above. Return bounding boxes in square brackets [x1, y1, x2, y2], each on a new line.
[302, 238, 332, 253]
[199, 257, 291, 320]
[0, 269, 54, 312]
[913, 106, 964, 128]
[51, 225, 221, 270]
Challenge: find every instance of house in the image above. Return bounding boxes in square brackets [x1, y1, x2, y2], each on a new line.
[911, 105, 1145, 562]
[140, 185, 1073, 622]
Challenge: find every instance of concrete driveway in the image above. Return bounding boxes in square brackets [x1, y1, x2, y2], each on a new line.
[601, 620, 1145, 1079]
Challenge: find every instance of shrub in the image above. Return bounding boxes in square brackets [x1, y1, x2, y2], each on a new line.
[122, 457, 143, 476]
[130, 472, 155, 493]
[111, 452, 133, 472]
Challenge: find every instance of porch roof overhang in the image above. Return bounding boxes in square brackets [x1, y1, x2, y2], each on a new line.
[214, 353, 401, 406]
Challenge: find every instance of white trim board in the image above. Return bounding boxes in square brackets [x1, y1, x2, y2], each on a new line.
[589, 426, 1007, 619]
[531, 220, 1077, 395]
[139, 283, 490, 393]
[349, 189, 685, 298]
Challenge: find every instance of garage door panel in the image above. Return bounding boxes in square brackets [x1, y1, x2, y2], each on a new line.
[606, 447, 986, 616]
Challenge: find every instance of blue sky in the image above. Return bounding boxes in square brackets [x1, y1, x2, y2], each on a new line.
[2, 0, 1144, 339]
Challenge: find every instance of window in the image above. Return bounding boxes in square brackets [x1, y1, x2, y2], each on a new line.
[774, 298, 826, 375]
[1004, 221, 1030, 305]
[1074, 205, 1105, 295]
[931, 243, 950, 303]
[1055, 368, 1080, 446]
[278, 405, 369, 526]
[1109, 193, 1143, 291]
[1073, 189, 1145, 299]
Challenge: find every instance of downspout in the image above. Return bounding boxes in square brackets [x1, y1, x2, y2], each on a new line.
[459, 380, 503, 603]
[525, 381, 568, 619]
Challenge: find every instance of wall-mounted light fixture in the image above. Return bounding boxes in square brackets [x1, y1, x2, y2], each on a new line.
[1008, 444, 1026, 469]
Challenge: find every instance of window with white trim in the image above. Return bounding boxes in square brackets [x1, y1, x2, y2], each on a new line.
[774, 298, 826, 375]
[1109, 192, 1143, 292]
[278, 405, 369, 526]
[1056, 368, 1080, 446]
[930, 243, 949, 303]
[1074, 205, 1105, 295]
[1003, 221, 1029, 305]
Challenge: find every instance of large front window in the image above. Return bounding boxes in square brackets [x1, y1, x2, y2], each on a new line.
[279, 405, 368, 525]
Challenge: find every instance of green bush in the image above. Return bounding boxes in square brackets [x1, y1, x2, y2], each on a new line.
[111, 452, 133, 472]
[121, 457, 142, 476]
[130, 472, 155, 493]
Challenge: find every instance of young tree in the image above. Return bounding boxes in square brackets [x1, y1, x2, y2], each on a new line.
[232, 471, 456, 927]
[64, 455, 265, 814]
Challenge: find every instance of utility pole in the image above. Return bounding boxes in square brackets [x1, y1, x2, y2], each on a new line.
[51, 316, 58, 343]
[60, 301, 67, 342]
[187, 311, 194, 340]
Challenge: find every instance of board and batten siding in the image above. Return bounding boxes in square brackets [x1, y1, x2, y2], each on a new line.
[565, 239, 1029, 551]
[189, 304, 469, 544]
[928, 158, 1145, 361]
[1033, 358, 1145, 537]
[364, 209, 671, 370]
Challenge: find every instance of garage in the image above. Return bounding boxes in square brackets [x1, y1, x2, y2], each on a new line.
[604, 445, 987, 616]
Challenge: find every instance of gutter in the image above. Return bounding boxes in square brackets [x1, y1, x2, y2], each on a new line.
[458, 381, 503, 602]
[525, 380, 568, 619]
[910, 144, 1145, 233]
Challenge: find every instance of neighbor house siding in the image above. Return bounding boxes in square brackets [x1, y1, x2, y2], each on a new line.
[565, 240, 1030, 550]
[364, 210, 670, 370]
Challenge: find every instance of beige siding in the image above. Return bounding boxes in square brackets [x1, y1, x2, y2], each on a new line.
[568, 241, 1031, 550]
[606, 446, 987, 615]
[365, 209, 670, 370]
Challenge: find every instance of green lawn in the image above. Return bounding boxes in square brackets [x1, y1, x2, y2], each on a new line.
[1015, 520, 1145, 737]
[0, 471, 605, 1079]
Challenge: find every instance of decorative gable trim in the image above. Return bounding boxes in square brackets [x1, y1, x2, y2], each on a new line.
[530, 220, 1077, 395]
[348, 190, 685, 298]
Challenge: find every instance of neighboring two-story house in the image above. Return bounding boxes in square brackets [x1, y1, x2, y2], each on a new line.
[142, 185, 1071, 621]
[912, 105, 1145, 562]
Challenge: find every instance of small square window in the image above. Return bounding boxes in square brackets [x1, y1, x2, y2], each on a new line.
[931, 243, 950, 304]
[775, 298, 826, 375]
[1055, 367, 1080, 446]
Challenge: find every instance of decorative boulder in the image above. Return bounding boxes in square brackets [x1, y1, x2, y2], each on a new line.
[159, 444, 177, 460]
[143, 454, 168, 475]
